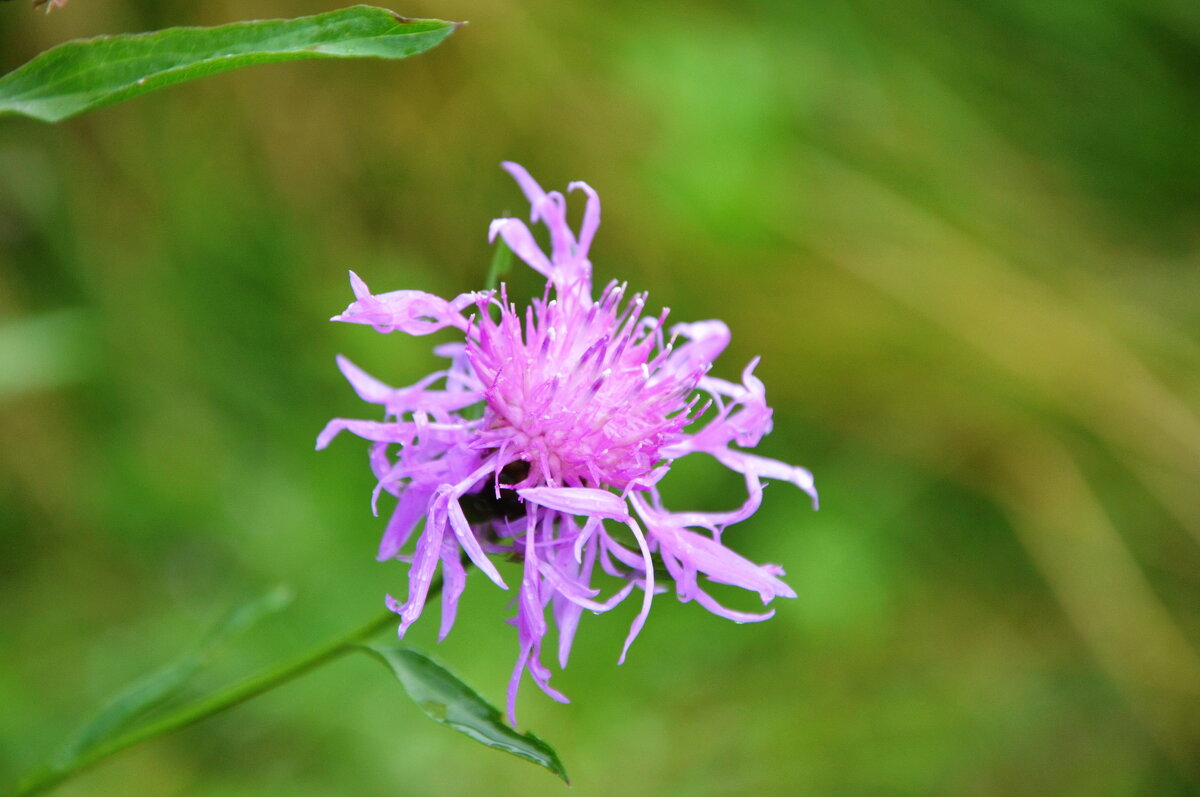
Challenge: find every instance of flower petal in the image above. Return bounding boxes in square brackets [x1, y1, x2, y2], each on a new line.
[632, 494, 795, 604]
[444, 491, 507, 588]
[568, 180, 601, 259]
[617, 518, 655, 665]
[333, 272, 471, 335]
[438, 536, 468, 641]
[501, 161, 549, 215]
[316, 418, 406, 449]
[335, 354, 396, 405]
[394, 510, 446, 635]
[517, 486, 630, 521]
[712, 447, 819, 509]
[488, 218, 552, 278]
[376, 483, 435, 561]
[668, 320, 731, 372]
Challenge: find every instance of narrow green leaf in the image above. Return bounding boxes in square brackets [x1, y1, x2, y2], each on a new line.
[363, 645, 569, 783]
[484, 236, 515, 292]
[54, 660, 194, 768]
[198, 584, 294, 653]
[0, 6, 461, 123]
[55, 586, 293, 765]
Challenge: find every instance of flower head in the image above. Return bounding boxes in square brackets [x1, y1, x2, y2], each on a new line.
[319, 163, 817, 723]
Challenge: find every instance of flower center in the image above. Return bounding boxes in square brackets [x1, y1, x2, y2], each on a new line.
[467, 282, 700, 488]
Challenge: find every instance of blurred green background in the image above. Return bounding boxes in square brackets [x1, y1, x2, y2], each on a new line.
[3, 1, 1200, 794]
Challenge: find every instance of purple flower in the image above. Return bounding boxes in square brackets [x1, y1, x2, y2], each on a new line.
[319, 163, 817, 723]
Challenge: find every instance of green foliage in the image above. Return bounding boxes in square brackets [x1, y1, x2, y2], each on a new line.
[14, 588, 293, 795]
[52, 586, 293, 767]
[364, 646, 569, 784]
[3, 0, 1200, 794]
[484, 237, 514, 292]
[0, 6, 459, 122]
[0, 310, 93, 399]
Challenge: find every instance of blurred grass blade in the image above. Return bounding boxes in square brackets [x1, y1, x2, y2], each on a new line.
[0, 310, 94, 400]
[363, 645, 569, 783]
[55, 586, 293, 765]
[0, 6, 461, 123]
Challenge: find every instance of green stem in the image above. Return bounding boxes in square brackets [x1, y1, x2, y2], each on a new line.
[14, 582, 438, 797]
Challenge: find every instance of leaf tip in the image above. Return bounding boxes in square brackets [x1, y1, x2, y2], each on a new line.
[384, 11, 465, 33]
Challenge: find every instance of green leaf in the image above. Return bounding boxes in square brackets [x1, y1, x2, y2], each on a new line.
[363, 645, 570, 784]
[484, 236, 515, 292]
[198, 584, 294, 652]
[0, 6, 461, 123]
[55, 586, 293, 765]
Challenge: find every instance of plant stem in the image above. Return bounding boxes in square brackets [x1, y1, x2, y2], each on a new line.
[14, 582, 438, 797]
